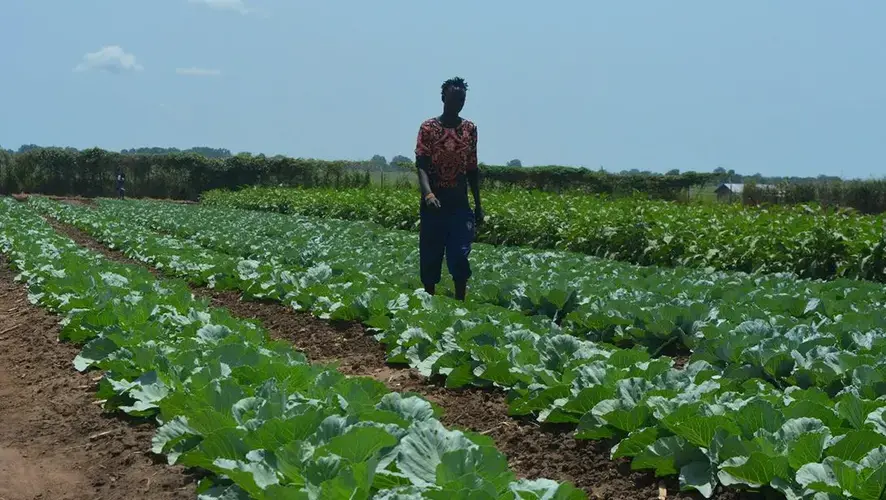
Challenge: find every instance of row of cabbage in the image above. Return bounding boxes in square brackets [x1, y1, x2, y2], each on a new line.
[201, 187, 886, 283]
[0, 197, 581, 500]
[31, 196, 886, 498]
[97, 199, 886, 395]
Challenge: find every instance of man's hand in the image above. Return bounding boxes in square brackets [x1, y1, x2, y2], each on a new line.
[475, 206, 485, 225]
[425, 193, 442, 209]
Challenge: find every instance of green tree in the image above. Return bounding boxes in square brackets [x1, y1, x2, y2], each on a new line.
[369, 155, 388, 168]
[0, 147, 14, 193]
[390, 155, 412, 170]
[187, 147, 232, 158]
[506, 159, 523, 167]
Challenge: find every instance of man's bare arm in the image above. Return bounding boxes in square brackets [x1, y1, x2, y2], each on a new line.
[467, 169, 481, 208]
[467, 124, 482, 221]
[416, 156, 433, 198]
[467, 169, 483, 222]
[416, 155, 441, 208]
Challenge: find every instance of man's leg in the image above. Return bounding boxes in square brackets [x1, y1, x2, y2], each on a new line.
[419, 209, 445, 295]
[445, 209, 475, 301]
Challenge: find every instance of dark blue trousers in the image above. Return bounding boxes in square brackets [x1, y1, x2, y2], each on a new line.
[419, 207, 475, 286]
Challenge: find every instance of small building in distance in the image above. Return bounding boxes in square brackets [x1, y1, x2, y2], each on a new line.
[714, 183, 776, 202]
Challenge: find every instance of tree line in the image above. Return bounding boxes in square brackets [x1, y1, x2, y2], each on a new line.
[11, 144, 234, 158]
[741, 180, 886, 215]
[2, 145, 883, 212]
[0, 147, 370, 200]
[0, 146, 716, 201]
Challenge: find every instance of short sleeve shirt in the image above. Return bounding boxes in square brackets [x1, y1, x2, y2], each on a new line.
[415, 118, 478, 211]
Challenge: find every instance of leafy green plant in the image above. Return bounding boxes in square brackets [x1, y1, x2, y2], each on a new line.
[201, 187, 886, 283]
[27, 196, 886, 498]
[0, 197, 581, 500]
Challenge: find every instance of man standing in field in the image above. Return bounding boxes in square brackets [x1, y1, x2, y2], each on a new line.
[116, 169, 126, 200]
[415, 77, 484, 301]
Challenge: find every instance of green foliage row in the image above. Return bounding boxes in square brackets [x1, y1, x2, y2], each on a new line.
[742, 180, 886, 215]
[480, 165, 714, 199]
[98, 197, 886, 364]
[5, 144, 885, 212]
[0, 197, 581, 499]
[35, 197, 886, 499]
[0, 147, 371, 200]
[0, 146, 716, 201]
[201, 187, 886, 283]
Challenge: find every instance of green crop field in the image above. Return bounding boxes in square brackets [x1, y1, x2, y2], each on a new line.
[202, 186, 886, 282]
[3, 193, 884, 499]
[0, 197, 584, 500]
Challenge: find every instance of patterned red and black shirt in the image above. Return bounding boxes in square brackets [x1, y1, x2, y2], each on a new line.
[415, 118, 478, 210]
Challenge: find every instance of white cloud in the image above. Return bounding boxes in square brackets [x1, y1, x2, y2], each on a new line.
[176, 67, 222, 77]
[189, 0, 249, 14]
[74, 46, 143, 73]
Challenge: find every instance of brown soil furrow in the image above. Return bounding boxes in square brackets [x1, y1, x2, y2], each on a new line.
[0, 259, 198, 500]
[44, 214, 755, 500]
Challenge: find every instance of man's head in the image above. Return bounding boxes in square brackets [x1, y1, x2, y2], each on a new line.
[441, 77, 468, 115]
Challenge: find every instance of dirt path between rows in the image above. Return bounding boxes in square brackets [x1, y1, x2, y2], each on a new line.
[0, 259, 197, 500]
[44, 213, 757, 500]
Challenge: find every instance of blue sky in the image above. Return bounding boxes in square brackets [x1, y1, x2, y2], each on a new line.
[1, 1, 884, 178]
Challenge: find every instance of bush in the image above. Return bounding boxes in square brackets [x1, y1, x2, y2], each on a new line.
[0, 148, 370, 200]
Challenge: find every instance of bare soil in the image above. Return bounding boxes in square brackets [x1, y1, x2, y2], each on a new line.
[42, 210, 763, 500]
[0, 260, 198, 500]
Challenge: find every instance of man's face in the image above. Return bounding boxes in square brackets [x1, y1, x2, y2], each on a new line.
[443, 86, 466, 114]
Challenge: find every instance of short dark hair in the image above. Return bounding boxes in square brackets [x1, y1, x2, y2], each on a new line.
[441, 77, 468, 99]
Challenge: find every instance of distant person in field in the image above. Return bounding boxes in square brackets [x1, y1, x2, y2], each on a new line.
[415, 76, 484, 301]
[116, 170, 126, 200]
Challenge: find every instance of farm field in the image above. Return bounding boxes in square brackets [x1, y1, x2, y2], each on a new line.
[0, 252, 198, 499]
[19, 195, 886, 499]
[58, 198, 886, 360]
[202, 187, 886, 282]
[0, 197, 584, 500]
